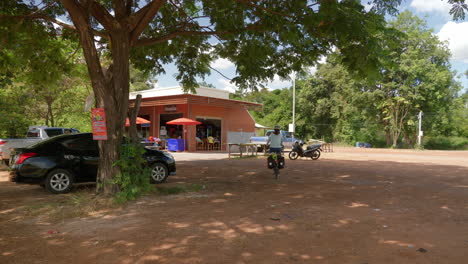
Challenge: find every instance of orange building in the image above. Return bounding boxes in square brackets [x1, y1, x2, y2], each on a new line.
[129, 86, 261, 151]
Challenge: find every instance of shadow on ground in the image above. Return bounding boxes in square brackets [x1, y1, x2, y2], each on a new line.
[1, 157, 468, 264]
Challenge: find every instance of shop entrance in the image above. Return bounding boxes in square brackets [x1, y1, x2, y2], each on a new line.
[196, 118, 222, 150]
[160, 113, 183, 139]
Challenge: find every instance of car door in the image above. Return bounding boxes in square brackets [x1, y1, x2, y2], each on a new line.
[61, 135, 99, 181]
[77, 135, 99, 181]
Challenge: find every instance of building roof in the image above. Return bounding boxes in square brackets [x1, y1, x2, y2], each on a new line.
[130, 86, 230, 100]
[129, 93, 262, 111]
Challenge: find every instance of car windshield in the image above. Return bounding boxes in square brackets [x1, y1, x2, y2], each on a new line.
[45, 128, 64, 137]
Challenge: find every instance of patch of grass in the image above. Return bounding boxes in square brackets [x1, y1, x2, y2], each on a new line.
[424, 136, 468, 150]
[21, 187, 120, 223]
[155, 184, 206, 195]
[15, 184, 207, 223]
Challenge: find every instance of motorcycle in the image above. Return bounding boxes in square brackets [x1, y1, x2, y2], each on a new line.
[289, 141, 322, 160]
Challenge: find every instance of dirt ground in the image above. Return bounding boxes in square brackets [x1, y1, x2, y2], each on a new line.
[1, 148, 468, 264]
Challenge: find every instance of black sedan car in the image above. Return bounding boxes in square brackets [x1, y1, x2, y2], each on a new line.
[9, 133, 176, 194]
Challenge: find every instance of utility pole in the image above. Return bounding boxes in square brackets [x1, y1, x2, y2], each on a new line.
[418, 111, 423, 146]
[292, 72, 296, 140]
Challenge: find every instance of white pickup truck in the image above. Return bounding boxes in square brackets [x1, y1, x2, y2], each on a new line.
[0, 126, 79, 165]
[250, 130, 303, 152]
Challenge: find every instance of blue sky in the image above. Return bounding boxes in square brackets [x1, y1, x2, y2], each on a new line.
[154, 0, 468, 93]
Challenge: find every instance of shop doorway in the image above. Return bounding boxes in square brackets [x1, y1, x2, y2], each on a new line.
[196, 118, 222, 150]
[160, 113, 183, 139]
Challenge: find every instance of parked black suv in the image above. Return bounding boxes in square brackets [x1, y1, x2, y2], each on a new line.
[9, 133, 176, 194]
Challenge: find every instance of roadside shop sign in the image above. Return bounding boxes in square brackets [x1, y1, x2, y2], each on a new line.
[91, 108, 108, 140]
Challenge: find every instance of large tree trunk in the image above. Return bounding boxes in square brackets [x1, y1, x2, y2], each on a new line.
[95, 31, 131, 195]
[392, 133, 398, 148]
[46, 98, 55, 127]
[385, 129, 391, 146]
[63, 2, 131, 195]
[382, 119, 391, 146]
[61, 0, 162, 195]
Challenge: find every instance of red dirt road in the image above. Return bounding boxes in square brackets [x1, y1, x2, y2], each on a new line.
[1, 149, 468, 264]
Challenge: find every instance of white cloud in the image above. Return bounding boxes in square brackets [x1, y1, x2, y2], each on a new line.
[210, 58, 235, 70]
[264, 75, 291, 90]
[218, 78, 238, 93]
[437, 21, 468, 63]
[363, 3, 372, 12]
[306, 66, 318, 76]
[410, 0, 451, 13]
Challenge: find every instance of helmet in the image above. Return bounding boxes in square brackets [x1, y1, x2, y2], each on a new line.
[274, 125, 281, 130]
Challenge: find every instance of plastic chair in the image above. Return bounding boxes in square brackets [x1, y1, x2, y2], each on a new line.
[207, 136, 214, 150]
[214, 142, 221, 150]
[197, 140, 205, 151]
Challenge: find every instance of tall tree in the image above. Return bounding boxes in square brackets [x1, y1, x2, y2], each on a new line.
[376, 11, 459, 147]
[293, 11, 462, 147]
[2, 1, 466, 194]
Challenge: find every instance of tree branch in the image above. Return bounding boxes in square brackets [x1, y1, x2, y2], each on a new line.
[134, 21, 264, 47]
[88, 0, 116, 30]
[0, 12, 109, 39]
[129, 0, 167, 45]
[113, 0, 127, 20]
[126, 0, 133, 15]
[61, 0, 107, 98]
[134, 30, 232, 47]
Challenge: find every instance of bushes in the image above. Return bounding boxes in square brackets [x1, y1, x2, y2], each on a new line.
[424, 136, 468, 150]
[111, 143, 153, 203]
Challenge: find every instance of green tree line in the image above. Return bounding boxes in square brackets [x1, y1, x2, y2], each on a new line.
[233, 12, 468, 150]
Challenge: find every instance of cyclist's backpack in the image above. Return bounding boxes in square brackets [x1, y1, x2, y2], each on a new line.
[278, 156, 285, 169]
[267, 156, 274, 169]
[267, 156, 285, 169]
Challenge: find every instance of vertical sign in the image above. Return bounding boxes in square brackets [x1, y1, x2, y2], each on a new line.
[91, 108, 108, 140]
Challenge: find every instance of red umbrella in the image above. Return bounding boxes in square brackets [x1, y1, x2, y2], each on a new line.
[166, 118, 201, 151]
[125, 117, 151, 127]
[166, 117, 201, 125]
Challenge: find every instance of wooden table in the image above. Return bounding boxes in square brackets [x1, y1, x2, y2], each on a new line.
[228, 143, 259, 158]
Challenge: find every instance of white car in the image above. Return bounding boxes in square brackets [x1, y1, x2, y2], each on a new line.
[0, 126, 79, 165]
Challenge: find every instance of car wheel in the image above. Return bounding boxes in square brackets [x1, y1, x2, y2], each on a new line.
[45, 169, 74, 194]
[150, 163, 169, 184]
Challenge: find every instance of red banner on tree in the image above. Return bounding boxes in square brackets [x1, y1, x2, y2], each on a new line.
[91, 108, 108, 140]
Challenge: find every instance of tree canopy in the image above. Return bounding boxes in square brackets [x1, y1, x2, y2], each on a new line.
[236, 11, 467, 149]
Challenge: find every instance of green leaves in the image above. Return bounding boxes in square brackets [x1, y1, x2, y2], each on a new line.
[112, 143, 152, 203]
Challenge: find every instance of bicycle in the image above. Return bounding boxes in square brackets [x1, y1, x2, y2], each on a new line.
[267, 147, 285, 180]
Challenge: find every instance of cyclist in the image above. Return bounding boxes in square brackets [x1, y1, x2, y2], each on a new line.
[267, 125, 284, 153]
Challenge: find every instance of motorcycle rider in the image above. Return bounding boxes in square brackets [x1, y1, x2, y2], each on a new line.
[267, 125, 283, 153]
